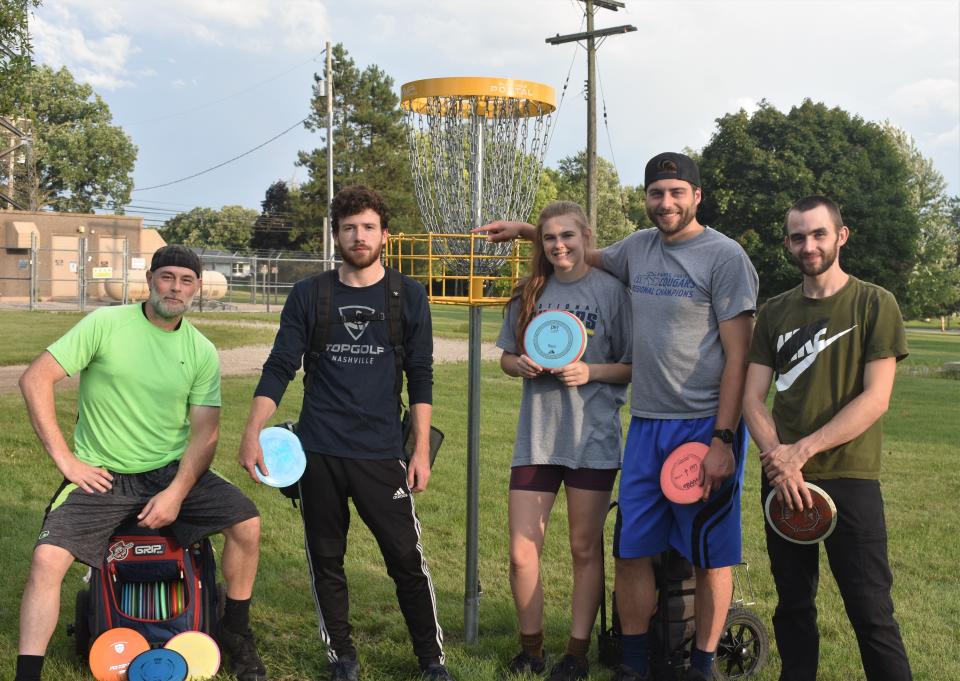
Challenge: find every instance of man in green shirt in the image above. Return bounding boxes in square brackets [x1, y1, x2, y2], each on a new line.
[743, 196, 912, 681]
[14, 246, 267, 681]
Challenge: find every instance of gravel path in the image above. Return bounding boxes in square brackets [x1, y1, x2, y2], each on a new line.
[0, 337, 500, 395]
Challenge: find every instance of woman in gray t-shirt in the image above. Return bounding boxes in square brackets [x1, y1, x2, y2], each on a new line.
[497, 201, 632, 680]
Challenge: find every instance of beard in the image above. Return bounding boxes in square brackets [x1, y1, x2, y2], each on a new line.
[339, 241, 383, 269]
[646, 203, 697, 236]
[148, 287, 192, 319]
[793, 244, 839, 276]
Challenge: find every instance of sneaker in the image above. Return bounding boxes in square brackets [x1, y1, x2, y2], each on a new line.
[507, 650, 547, 675]
[682, 667, 710, 681]
[214, 622, 268, 681]
[612, 664, 651, 681]
[546, 654, 587, 681]
[420, 663, 454, 680]
[330, 657, 360, 681]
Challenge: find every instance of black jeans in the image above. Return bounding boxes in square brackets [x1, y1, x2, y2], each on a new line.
[299, 453, 444, 665]
[761, 477, 912, 681]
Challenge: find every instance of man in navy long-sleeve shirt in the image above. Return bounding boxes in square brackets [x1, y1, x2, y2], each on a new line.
[238, 185, 451, 681]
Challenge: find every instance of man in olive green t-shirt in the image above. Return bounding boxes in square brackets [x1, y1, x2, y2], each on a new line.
[14, 246, 267, 681]
[742, 196, 912, 681]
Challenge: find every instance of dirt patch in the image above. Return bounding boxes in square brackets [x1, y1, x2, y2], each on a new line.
[0, 338, 500, 395]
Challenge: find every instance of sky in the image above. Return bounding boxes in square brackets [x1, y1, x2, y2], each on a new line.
[28, 0, 960, 228]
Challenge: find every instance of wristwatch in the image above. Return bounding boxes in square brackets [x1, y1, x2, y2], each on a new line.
[712, 428, 735, 445]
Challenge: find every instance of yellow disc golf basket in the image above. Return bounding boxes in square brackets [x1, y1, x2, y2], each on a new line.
[397, 76, 556, 643]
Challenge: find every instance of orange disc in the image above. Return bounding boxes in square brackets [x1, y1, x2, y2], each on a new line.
[89, 627, 150, 681]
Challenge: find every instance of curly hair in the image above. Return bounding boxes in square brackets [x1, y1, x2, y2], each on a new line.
[330, 185, 390, 233]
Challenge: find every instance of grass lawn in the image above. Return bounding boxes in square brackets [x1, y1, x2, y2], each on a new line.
[1, 332, 957, 679]
[0, 304, 507, 367]
[0, 310, 280, 366]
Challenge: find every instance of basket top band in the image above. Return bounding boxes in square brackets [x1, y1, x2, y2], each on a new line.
[400, 77, 556, 117]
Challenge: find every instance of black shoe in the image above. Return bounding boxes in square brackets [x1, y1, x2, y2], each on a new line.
[330, 657, 360, 681]
[214, 622, 268, 681]
[507, 650, 547, 675]
[420, 663, 454, 680]
[546, 655, 587, 681]
[613, 664, 651, 681]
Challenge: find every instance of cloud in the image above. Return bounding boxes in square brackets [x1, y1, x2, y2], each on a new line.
[31, 14, 137, 90]
[928, 124, 960, 149]
[889, 78, 960, 117]
[35, 0, 329, 54]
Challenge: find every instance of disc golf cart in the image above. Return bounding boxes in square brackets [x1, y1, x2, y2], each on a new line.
[597, 505, 769, 680]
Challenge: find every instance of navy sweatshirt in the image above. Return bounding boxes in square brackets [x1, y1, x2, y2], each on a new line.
[254, 272, 433, 459]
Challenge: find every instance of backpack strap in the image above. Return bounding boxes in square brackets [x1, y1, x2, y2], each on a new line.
[385, 267, 405, 412]
[304, 268, 338, 390]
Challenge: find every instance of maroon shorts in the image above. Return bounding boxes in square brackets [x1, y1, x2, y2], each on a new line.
[509, 464, 618, 493]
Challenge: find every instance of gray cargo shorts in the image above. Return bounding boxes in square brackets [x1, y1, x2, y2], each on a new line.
[36, 461, 259, 567]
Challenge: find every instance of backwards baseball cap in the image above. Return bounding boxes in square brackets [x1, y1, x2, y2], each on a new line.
[150, 245, 202, 277]
[644, 152, 701, 188]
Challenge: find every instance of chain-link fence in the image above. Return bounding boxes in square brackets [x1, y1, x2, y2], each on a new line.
[0, 239, 338, 312]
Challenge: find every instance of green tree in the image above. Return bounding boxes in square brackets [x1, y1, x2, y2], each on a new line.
[884, 125, 960, 319]
[0, 0, 40, 115]
[698, 99, 919, 301]
[553, 151, 636, 246]
[160, 205, 259, 251]
[298, 44, 418, 232]
[251, 180, 325, 253]
[25, 65, 137, 212]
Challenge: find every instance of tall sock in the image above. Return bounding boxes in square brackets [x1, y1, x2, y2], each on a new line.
[520, 630, 544, 659]
[15, 655, 44, 681]
[621, 633, 649, 675]
[222, 596, 251, 633]
[691, 647, 716, 678]
[565, 636, 590, 666]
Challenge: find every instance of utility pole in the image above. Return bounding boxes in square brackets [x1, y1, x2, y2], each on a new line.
[547, 1, 635, 230]
[324, 41, 335, 269]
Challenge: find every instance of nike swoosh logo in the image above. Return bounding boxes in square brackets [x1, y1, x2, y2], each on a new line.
[775, 325, 857, 392]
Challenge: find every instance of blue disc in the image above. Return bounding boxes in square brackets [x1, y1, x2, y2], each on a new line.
[257, 426, 307, 488]
[127, 648, 188, 681]
[523, 310, 588, 369]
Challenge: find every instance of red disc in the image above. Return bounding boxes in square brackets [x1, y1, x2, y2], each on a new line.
[89, 627, 150, 681]
[660, 442, 708, 504]
[764, 483, 838, 544]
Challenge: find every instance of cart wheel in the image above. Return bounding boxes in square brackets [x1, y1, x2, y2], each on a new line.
[73, 589, 91, 660]
[713, 608, 768, 679]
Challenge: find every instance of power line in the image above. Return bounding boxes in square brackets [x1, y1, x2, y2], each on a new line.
[132, 117, 309, 192]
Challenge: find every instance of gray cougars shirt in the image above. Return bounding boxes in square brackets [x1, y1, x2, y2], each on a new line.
[601, 226, 758, 419]
[497, 268, 632, 469]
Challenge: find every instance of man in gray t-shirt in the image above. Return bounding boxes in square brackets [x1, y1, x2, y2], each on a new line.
[478, 152, 758, 681]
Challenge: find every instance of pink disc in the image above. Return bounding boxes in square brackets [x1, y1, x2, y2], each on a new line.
[660, 442, 708, 504]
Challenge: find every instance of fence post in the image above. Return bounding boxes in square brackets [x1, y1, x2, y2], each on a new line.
[122, 238, 129, 305]
[29, 231, 37, 310]
[251, 256, 258, 304]
[79, 237, 87, 312]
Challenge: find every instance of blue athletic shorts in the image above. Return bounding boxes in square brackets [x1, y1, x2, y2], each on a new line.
[613, 416, 747, 568]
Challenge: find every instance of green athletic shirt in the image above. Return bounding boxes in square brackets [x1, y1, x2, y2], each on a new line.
[747, 277, 907, 479]
[47, 304, 221, 473]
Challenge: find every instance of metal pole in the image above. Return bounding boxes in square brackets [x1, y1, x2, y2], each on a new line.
[29, 231, 37, 310]
[586, 0, 597, 230]
[325, 41, 335, 271]
[79, 237, 87, 313]
[464, 121, 484, 644]
[122, 238, 129, 305]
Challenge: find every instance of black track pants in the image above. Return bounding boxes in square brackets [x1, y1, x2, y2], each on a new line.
[299, 453, 444, 664]
[761, 477, 911, 681]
